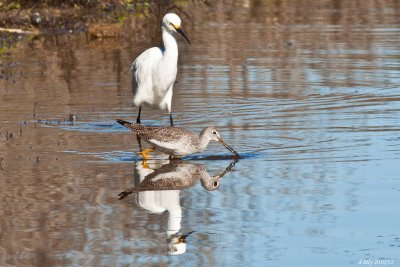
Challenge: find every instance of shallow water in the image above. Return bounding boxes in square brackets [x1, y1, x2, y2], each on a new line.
[1, 0, 400, 266]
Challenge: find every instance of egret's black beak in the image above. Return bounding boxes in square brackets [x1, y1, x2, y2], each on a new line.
[217, 137, 240, 158]
[175, 27, 191, 45]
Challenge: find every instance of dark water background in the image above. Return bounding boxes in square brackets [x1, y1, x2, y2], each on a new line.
[1, 0, 399, 266]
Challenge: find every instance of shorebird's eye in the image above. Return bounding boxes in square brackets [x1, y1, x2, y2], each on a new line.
[212, 131, 217, 135]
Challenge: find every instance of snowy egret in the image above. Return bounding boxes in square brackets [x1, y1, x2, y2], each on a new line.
[116, 119, 239, 158]
[131, 13, 191, 126]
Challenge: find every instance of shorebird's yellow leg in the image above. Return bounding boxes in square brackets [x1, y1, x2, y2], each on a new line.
[139, 148, 155, 160]
[142, 159, 150, 169]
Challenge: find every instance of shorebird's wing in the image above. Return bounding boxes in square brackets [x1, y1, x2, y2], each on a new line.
[139, 127, 195, 144]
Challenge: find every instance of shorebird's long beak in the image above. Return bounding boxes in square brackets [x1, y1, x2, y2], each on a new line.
[175, 26, 191, 45]
[217, 137, 240, 158]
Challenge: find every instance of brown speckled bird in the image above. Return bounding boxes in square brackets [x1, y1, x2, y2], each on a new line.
[116, 119, 239, 159]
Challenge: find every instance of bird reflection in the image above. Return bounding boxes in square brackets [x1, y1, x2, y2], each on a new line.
[119, 159, 237, 255]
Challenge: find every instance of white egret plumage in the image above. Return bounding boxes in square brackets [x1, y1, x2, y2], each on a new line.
[131, 13, 191, 126]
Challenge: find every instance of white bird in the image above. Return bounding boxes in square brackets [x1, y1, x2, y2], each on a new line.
[131, 13, 191, 126]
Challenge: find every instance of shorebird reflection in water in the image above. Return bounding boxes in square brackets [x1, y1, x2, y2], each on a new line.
[118, 159, 237, 255]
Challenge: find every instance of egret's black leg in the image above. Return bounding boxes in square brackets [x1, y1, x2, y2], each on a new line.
[136, 106, 143, 150]
[169, 113, 174, 127]
[136, 135, 143, 151]
[136, 106, 142, 124]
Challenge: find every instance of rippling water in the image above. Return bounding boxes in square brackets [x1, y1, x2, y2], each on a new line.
[1, 0, 400, 266]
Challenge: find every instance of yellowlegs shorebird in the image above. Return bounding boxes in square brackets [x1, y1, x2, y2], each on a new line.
[131, 13, 191, 126]
[116, 119, 239, 159]
[119, 160, 238, 199]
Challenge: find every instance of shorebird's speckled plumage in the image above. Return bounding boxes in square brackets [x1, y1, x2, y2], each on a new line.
[116, 119, 239, 158]
[118, 160, 237, 200]
[121, 162, 219, 193]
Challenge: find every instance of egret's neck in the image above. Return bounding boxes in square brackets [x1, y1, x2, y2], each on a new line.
[162, 27, 178, 60]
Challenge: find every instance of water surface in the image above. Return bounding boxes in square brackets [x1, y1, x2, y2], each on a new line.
[1, 1, 399, 266]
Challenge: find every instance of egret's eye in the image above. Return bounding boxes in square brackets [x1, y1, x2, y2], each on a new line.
[212, 131, 217, 135]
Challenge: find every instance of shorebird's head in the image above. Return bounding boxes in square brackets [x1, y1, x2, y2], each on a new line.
[202, 127, 239, 157]
[203, 127, 221, 142]
[201, 176, 221, 191]
[162, 13, 191, 45]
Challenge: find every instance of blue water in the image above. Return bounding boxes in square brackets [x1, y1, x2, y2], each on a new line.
[1, 1, 400, 266]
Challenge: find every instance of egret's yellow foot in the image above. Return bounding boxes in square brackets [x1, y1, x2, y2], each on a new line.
[139, 148, 155, 160]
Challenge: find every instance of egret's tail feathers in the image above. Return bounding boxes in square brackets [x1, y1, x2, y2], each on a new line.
[116, 119, 144, 133]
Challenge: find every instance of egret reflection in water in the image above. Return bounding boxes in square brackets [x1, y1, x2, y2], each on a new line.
[118, 159, 237, 255]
